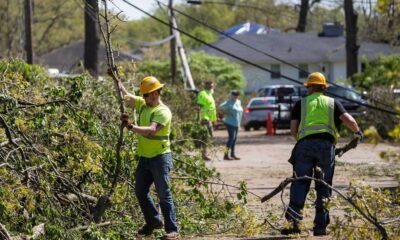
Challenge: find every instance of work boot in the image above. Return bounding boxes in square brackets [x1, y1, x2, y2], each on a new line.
[280, 222, 301, 235]
[223, 153, 233, 160]
[202, 155, 211, 161]
[231, 155, 240, 160]
[137, 222, 163, 236]
[162, 231, 180, 240]
[313, 228, 327, 236]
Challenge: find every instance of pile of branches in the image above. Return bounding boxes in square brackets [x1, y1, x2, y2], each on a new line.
[0, 60, 260, 239]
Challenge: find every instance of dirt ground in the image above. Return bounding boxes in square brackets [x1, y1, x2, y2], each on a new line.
[192, 128, 399, 240]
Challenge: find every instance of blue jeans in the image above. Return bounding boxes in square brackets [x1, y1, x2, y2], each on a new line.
[285, 139, 335, 231]
[135, 152, 178, 232]
[225, 123, 239, 156]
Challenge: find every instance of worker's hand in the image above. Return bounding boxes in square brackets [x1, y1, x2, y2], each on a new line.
[107, 68, 113, 77]
[121, 119, 133, 130]
[354, 130, 364, 142]
[120, 113, 129, 122]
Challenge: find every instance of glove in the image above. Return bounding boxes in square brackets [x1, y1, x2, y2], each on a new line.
[121, 119, 133, 130]
[120, 113, 133, 130]
[107, 67, 116, 77]
[120, 113, 129, 122]
[354, 130, 364, 142]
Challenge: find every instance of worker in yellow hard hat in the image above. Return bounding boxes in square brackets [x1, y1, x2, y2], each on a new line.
[116, 75, 179, 239]
[281, 72, 363, 236]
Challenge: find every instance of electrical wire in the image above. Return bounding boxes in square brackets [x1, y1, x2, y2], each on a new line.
[120, 0, 399, 115]
[158, 0, 394, 109]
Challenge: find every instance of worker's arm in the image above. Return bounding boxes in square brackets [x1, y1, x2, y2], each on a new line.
[218, 101, 229, 115]
[128, 122, 163, 136]
[108, 68, 136, 107]
[290, 101, 300, 140]
[290, 120, 298, 140]
[119, 83, 135, 107]
[196, 104, 203, 122]
[339, 113, 360, 133]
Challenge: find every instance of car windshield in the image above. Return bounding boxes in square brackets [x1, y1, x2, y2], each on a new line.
[326, 87, 361, 101]
[276, 88, 294, 96]
[250, 98, 275, 107]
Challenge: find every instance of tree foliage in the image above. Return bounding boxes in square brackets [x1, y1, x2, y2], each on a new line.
[0, 59, 259, 239]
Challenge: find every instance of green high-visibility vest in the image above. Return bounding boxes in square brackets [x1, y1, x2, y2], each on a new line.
[297, 93, 339, 143]
[134, 97, 172, 158]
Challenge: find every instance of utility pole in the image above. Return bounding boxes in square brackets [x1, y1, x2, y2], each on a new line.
[84, 0, 100, 78]
[168, 0, 177, 84]
[24, 0, 33, 64]
[170, 16, 195, 90]
[344, 0, 359, 83]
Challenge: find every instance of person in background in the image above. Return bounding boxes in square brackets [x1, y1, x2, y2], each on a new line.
[196, 80, 217, 161]
[117, 75, 179, 240]
[219, 90, 243, 160]
[282, 72, 363, 236]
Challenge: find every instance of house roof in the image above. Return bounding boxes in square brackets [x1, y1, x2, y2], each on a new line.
[198, 32, 400, 64]
[39, 40, 142, 73]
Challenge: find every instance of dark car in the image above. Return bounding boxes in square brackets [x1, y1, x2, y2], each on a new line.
[324, 85, 367, 117]
[242, 97, 292, 131]
[257, 84, 307, 102]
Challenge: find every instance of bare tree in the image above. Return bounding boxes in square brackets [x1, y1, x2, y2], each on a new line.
[296, 0, 309, 32]
[84, 0, 99, 78]
[344, 0, 359, 83]
[296, 0, 321, 32]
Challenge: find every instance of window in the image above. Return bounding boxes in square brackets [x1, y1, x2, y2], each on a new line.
[298, 64, 308, 79]
[271, 64, 280, 79]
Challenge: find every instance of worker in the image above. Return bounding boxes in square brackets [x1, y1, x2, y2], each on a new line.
[282, 72, 363, 236]
[218, 90, 243, 160]
[196, 80, 217, 161]
[118, 76, 179, 240]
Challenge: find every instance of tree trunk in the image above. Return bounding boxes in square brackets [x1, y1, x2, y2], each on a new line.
[84, 0, 100, 78]
[296, 0, 309, 32]
[344, 0, 359, 83]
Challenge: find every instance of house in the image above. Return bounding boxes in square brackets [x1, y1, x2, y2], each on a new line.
[198, 24, 400, 93]
[39, 40, 142, 74]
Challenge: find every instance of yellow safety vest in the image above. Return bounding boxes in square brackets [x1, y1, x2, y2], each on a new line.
[297, 93, 339, 143]
[134, 97, 171, 158]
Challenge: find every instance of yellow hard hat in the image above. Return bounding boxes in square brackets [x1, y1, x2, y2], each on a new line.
[304, 72, 329, 87]
[140, 76, 164, 95]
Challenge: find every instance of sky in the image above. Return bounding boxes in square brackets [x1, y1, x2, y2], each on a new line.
[110, 0, 184, 20]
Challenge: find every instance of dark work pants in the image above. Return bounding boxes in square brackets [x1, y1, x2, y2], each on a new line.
[285, 139, 335, 231]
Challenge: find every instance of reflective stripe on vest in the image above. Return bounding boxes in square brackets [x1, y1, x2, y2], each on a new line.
[142, 135, 169, 140]
[297, 95, 338, 142]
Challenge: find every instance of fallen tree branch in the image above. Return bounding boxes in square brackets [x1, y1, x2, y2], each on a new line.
[0, 223, 45, 240]
[0, 223, 12, 240]
[0, 138, 21, 147]
[71, 221, 127, 231]
[91, 0, 126, 223]
[261, 175, 389, 240]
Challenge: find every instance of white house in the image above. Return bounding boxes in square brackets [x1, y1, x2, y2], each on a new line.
[198, 28, 400, 93]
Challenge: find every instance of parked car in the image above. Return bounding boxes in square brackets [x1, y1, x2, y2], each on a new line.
[324, 85, 367, 117]
[257, 84, 307, 103]
[242, 97, 292, 131]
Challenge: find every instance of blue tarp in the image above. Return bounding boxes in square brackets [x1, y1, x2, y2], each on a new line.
[220, 21, 277, 38]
